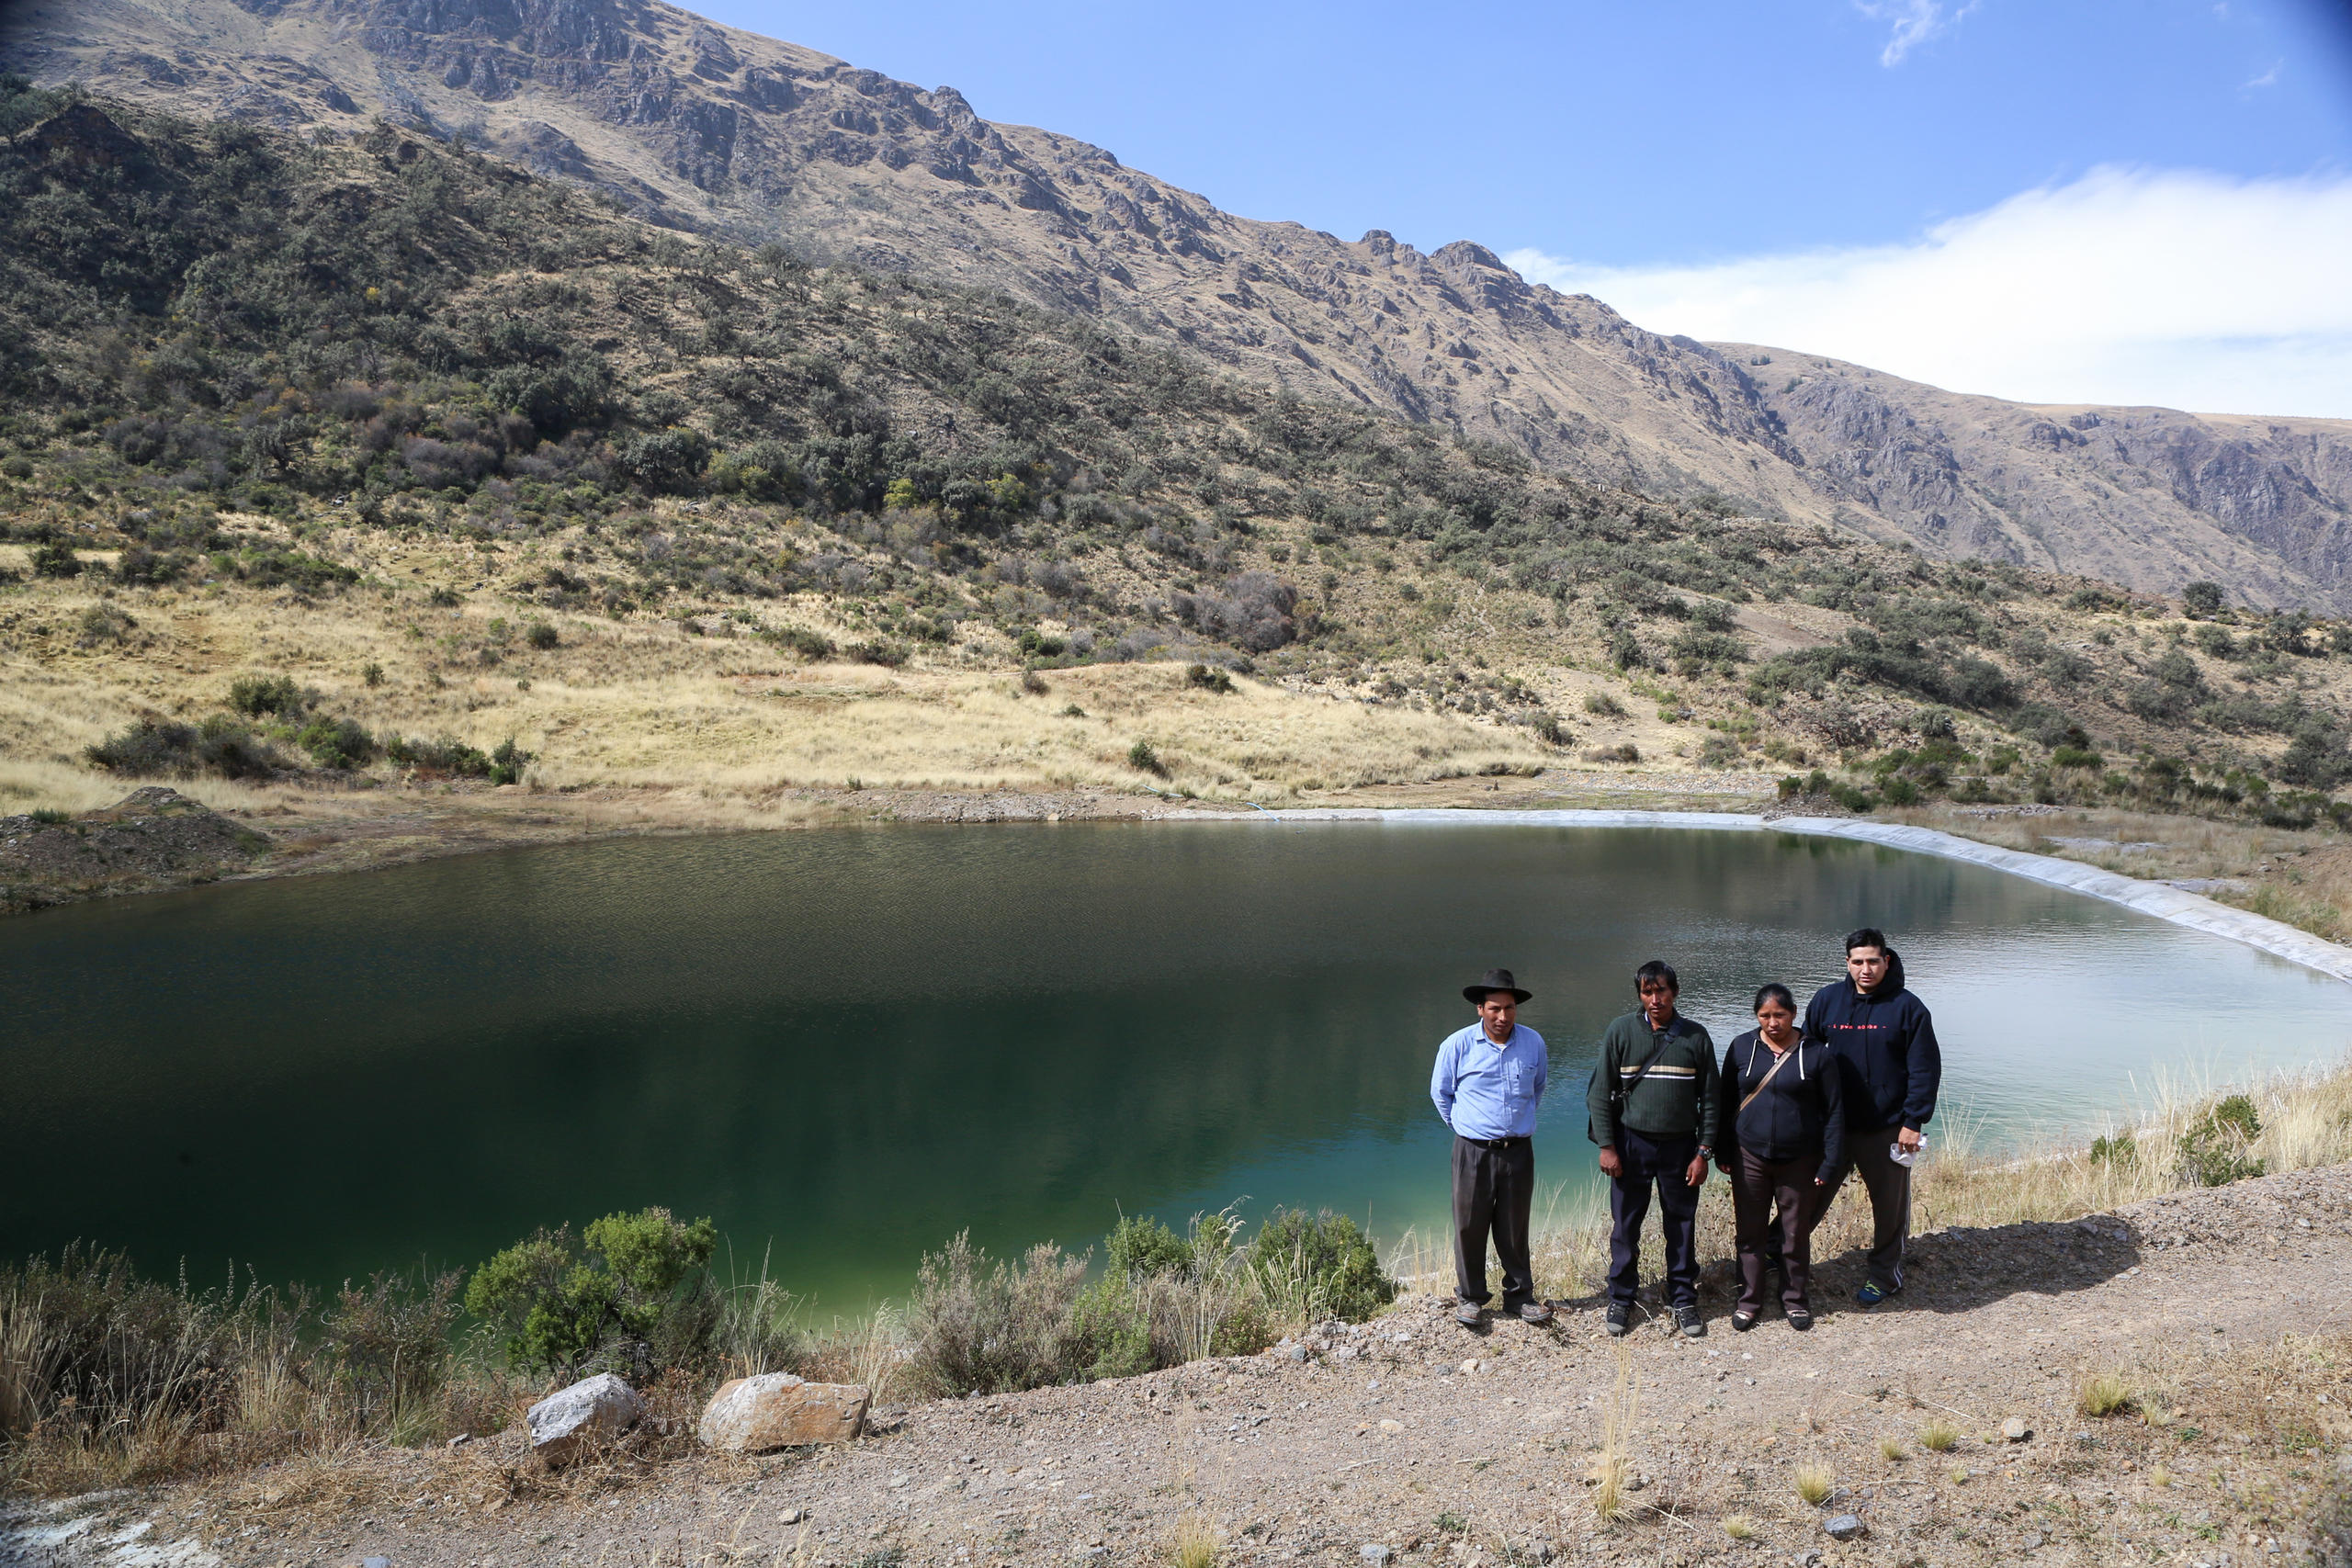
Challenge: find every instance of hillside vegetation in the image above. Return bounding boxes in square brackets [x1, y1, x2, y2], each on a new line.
[9, 80, 2352, 839]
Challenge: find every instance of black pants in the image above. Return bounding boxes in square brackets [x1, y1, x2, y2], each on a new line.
[1838, 1124, 1913, 1291]
[1452, 1134, 1535, 1308]
[1732, 1147, 1824, 1314]
[1608, 1128, 1701, 1309]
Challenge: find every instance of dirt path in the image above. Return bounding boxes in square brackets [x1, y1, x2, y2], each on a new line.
[9, 1167, 2349, 1568]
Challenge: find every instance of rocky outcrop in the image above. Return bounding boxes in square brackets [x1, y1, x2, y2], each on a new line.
[7, 0, 2352, 605]
[526, 1372, 644, 1465]
[697, 1372, 869, 1450]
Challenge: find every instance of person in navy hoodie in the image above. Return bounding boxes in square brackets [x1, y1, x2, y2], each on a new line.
[1803, 928, 1940, 1307]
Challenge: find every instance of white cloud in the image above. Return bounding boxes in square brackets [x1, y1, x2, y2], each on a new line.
[2245, 58, 2281, 87]
[1503, 167, 2352, 418]
[1856, 0, 1973, 65]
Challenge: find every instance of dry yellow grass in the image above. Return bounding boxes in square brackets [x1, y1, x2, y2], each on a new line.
[1793, 1463, 1834, 1506]
[1589, 1341, 1638, 1524]
[0, 558, 1552, 811]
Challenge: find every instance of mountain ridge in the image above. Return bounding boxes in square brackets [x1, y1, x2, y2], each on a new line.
[7, 0, 2352, 605]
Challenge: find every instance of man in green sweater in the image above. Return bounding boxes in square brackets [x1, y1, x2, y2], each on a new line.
[1589, 960, 1720, 1337]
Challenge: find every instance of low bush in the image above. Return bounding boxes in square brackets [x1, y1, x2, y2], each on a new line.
[462, 1206, 718, 1381]
[85, 715, 284, 779]
[1242, 1208, 1393, 1324]
[298, 715, 377, 770]
[2177, 1094, 2265, 1187]
[1582, 691, 1627, 717]
[1184, 662, 1235, 694]
[227, 673, 304, 717]
[1127, 739, 1167, 776]
[524, 621, 559, 650]
[768, 626, 835, 660]
[903, 1233, 1090, 1398]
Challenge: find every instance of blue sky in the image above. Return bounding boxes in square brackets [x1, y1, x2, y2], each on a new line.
[695, 1, 2352, 414]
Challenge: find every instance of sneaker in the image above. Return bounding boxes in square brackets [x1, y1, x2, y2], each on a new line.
[1603, 1303, 1631, 1337]
[1788, 1309, 1815, 1332]
[1674, 1304, 1705, 1338]
[1454, 1300, 1484, 1327]
[1731, 1311, 1758, 1333]
[1515, 1301, 1555, 1325]
[1854, 1280, 1901, 1308]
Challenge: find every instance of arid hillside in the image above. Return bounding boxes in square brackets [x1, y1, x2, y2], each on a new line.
[6, 0, 2352, 606]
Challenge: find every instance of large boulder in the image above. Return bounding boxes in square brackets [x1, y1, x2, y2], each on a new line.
[526, 1372, 645, 1465]
[697, 1372, 869, 1451]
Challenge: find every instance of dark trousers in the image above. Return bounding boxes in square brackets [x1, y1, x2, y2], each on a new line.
[1607, 1128, 1701, 1309]
[1451, 1135, 1535, 1308]
[1732, 1148, 1824, 1314]
[1839, 1124, 1914, 1290]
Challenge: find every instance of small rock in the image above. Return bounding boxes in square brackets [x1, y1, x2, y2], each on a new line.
[1361, 1548, 1393, 1564]
[1378, 1418, 1403, 1434]
[888, 1473, 908, 1489]
[778, 1507, 806, 1525]
[699, 1372, 870, 1451]
[2023, 1530, 2046, 1550]
[444, 1434, 469, 1449]
[1459, 1359, 1481, 1375]
[1527, 1538, 1555, 1563]
[2002, 1417, 2031, 1443]
[526, 1373, 645, 1466]
[1626, 1473, 1647, 1491]
[1279, 1343, 1308, 1362]
[363, 1559, 390, 1568]
[1824, 1514, 1866, 1540]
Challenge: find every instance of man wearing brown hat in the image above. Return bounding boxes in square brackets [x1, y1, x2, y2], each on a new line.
[1430, 968, 1554, 1328]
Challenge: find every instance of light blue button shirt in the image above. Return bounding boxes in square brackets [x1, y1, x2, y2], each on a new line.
[1430, 1022, 1548, 1140]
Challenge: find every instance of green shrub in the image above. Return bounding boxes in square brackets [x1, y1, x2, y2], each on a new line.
[1184, 662, 1235, 694]
[2089, 1131, 2136, 1169]
[768, 626, 835, 660]
[2177, 1094, 2265, 1188]
[1127, 739, 1167, 776]
[298, 715, 377, 770]
[28, 536, 79, 577]
[1582, 691, 1627, 717]
[228, 673, 303, 717]
[1243, 1208, 1393, 1324]
[487, 736, 531, 785]
[1103, 1213, 1194, 1280]
[524, 621, 559, 650]
[462, 1206, 718, 1380]
[847, 638, 907, 667]
[2052, 745, 2104, 770]
[362, 660, 385, 688]
[28, 807, 70, 825]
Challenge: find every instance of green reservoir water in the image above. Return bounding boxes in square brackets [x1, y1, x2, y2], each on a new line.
[6, 821, 2350, 1307]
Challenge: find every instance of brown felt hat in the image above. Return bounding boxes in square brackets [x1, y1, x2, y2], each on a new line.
[1463, 967, 1532, 1005]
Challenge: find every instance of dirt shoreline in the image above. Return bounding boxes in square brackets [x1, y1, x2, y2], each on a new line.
[0, 769, 1781, 914]
[8, 1163, 2347, 1568]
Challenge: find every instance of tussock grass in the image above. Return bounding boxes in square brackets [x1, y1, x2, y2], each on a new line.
[1879, 1437, 1906, 1461]
[1793, 1463, 1834, 1506]
[1721, 1514, 1758, 1540]
[1166, 1511, 1224, 1568]
[2078, 1371, 2136, 1418]
[1919, 1419, 1961, 1452]
[1589, 1342, 1638, 1524]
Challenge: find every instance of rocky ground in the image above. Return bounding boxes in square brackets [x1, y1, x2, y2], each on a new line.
[0, 786, 269, 911]
[7, 1166, 2348, 1568]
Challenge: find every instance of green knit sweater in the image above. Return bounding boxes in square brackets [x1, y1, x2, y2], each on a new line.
[1589, 1011, 1720, 1146]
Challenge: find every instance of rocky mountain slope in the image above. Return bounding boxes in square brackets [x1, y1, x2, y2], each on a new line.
[6, 0, 2352, 608]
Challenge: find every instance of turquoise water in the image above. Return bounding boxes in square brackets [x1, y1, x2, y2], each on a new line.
[5, 821, 2346, 1306]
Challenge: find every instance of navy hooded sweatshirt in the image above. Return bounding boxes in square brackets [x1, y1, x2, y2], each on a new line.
[1801, 949, 1941, 1134]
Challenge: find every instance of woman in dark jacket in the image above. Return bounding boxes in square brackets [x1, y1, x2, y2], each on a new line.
[1715, 984, 1845, 1332]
